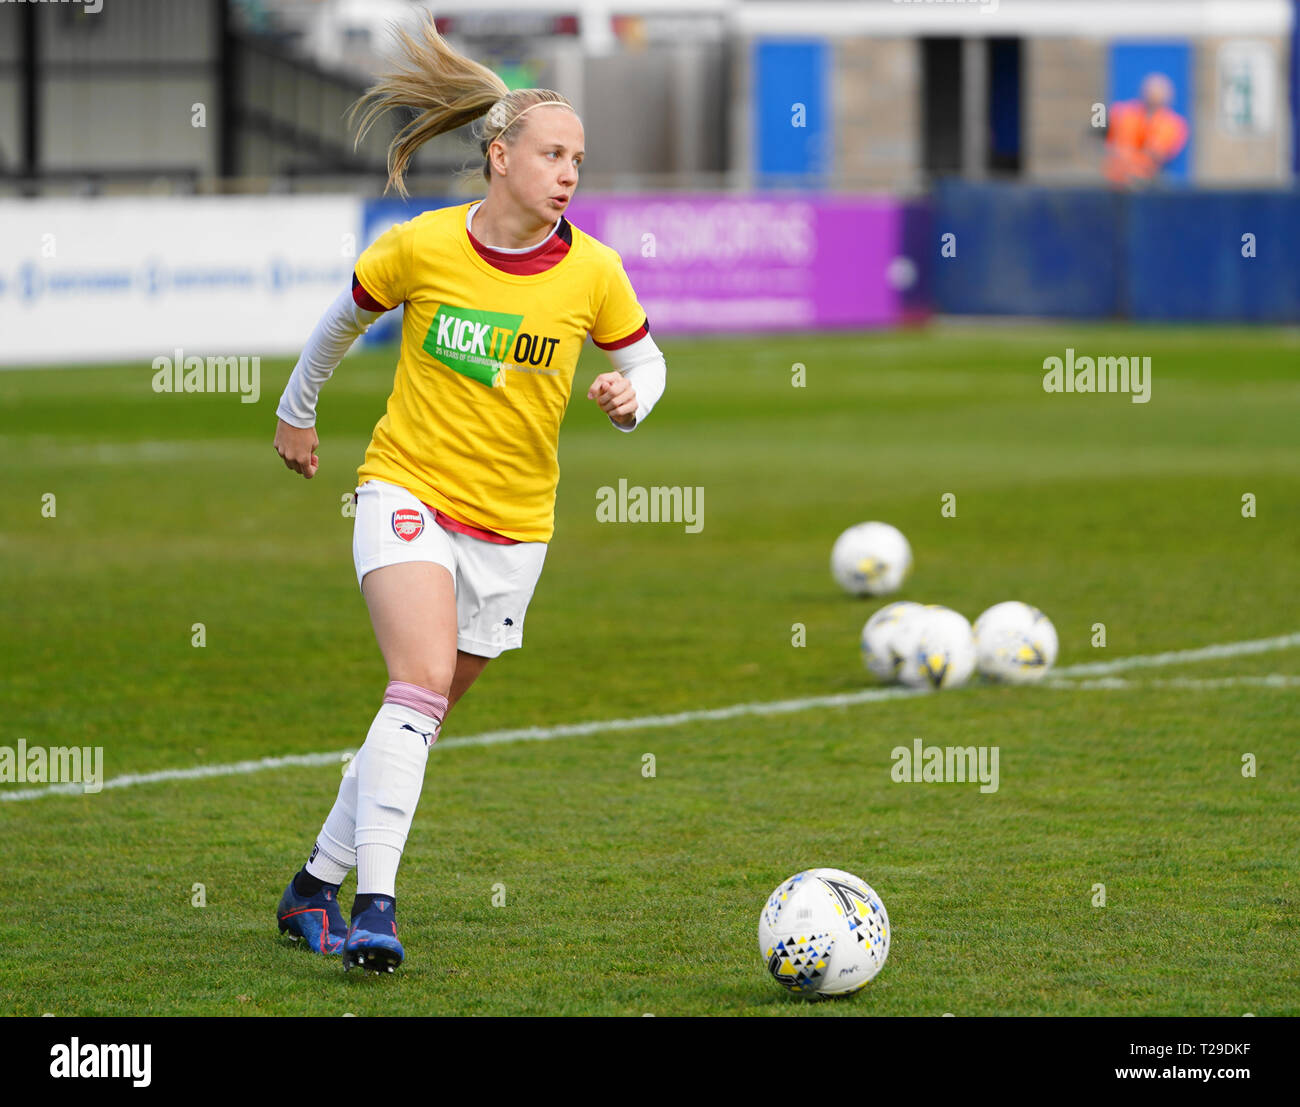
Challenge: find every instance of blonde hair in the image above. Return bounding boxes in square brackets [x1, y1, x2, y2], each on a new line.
[348, 17, 577, 197]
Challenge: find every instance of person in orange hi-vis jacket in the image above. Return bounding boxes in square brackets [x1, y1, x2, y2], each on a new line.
[1104, 73, 1189, 186]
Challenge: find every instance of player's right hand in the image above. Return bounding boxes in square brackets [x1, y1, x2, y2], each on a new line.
[274, 418, 320, 479]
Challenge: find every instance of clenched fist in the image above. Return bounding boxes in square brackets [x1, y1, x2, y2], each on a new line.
[274, 418, 320, 479]
[587, 371, 637, 426]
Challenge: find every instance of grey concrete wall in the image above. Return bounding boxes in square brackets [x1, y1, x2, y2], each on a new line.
[1024, 37, 1109, 183]
[1193, 36, 1290, 183]
[834, 37, 922, 191]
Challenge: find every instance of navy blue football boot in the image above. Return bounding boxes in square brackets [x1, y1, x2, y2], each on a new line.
[277, 877, 346, 955]
[343, 897, 404, 974]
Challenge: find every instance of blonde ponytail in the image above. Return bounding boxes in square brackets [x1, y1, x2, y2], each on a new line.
[349, 17, 576, 197]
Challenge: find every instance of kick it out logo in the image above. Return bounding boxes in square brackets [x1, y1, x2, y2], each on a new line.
[423, 305, 561, 388]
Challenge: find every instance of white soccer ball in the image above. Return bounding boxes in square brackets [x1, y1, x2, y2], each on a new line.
[861, 601, 924, 682]
[895, 605, 977, 690]
[758, 868, 890, 997]
[830, 522, 912, 597]
[974, 601, 1059, 684]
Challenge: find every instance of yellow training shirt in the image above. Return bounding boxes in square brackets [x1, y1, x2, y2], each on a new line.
[354, 202, 646, 542]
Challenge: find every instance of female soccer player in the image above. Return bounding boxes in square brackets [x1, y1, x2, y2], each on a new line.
[270, 21, 666, 973]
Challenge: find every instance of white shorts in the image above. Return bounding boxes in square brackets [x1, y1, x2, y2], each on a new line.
[352, 478, 548, 658]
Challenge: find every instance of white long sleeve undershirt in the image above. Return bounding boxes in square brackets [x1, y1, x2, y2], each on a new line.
[275, 287, 382, 428]
[276, 284, 667, 431]
[601, 331, 667, 432]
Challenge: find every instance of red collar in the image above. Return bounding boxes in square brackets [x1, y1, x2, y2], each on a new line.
[466, 219, 572, 276]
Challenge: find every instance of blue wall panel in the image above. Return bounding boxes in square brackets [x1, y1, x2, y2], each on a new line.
[1126, 193, 1300, 322]
[1108, 42, 1193, 181]
[753, 40, 829, 184]
[931, 181, 1122, 317]
[1291, 0, 1300, 177]
[931, 182, 1300, 322]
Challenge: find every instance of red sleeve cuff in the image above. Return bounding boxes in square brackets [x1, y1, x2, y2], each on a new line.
[592, 318, 649, 350]
[352, 273, 393, 313]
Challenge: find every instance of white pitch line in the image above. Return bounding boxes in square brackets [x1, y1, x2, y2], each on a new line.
[1047, 674, 1300, 691]
[2, 632, 1297, 803]
[439, 686, 922, 749]
[0, 686, 924, 804]
[0, 750, 351, 803]
[1052, 631, 1300, 678]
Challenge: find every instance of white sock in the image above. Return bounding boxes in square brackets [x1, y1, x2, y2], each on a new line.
[354, 689, 447, 898]
[357, 843, 402, 898]
[305, 755, 358, 885]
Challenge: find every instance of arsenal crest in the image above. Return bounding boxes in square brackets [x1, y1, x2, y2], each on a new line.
[392, 508, 424, 542]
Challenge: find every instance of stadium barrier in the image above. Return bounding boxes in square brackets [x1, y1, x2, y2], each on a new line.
[0, 197, 356, 367]
[931, 181, 1123, 318]
[1125, 191, 1300, 322]
[932, 180, 1300, 323]
[360, 194, 908, 345]
[0, 194, 913, 367]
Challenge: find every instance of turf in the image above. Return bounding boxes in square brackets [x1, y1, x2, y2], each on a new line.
[1, 324, 1297, 1015]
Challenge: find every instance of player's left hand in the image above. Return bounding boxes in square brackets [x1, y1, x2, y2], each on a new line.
[587, 371, 637, 426]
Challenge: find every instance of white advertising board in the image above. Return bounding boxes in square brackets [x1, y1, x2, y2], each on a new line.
[0, 196, 359, 367]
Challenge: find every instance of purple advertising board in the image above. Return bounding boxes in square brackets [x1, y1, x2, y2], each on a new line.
[562, 194, 906, 334]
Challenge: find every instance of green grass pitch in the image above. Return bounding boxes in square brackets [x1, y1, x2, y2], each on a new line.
[1, 324, 1297, 1016]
